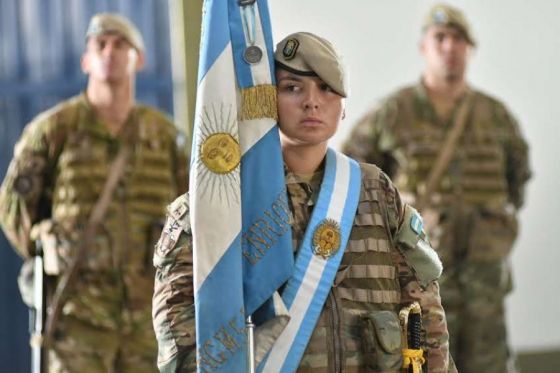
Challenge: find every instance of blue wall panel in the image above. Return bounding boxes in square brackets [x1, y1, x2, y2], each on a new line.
[0, 1, 174, 370]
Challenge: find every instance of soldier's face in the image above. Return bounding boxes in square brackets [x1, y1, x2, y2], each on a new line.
[276, 69, 344, 149]
[421, 25, 471, 82]
[81, 33, 144, 84]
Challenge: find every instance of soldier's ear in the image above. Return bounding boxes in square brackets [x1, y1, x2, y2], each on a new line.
[135, 52, 146, 71]
[80, 53, 90, 74]
[419, 39, 426, 56]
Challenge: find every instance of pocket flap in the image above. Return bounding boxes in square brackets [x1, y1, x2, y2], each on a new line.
[370, 311, 402, 353]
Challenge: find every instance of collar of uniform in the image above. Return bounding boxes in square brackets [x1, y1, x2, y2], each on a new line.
[78, 91, 138, 141]
[284, 162, 325, 187]
[75, 92, 110, 138]
[414, 78, 473, 126]
[414, 78, 431, 110]
[284, 164, 324, 210]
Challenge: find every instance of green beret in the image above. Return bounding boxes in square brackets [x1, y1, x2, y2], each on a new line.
[86, 13, 145, 52]
[274, 32, 348, 97]
[423, 3, 476, 46]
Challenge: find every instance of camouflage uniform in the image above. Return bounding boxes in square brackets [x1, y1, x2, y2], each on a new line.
[343, 82, 531, 373]
[153, 162, 454, 372]
[0, 93, 188, 372]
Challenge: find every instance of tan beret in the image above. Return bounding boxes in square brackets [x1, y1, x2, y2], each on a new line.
[423, 3, 476, 46]
[86, 13, 145, 52]
[274, 32, 348, 97]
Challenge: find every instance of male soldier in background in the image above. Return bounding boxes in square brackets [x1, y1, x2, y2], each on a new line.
[343, 3, 531, 373]
[0, 13, 187, 372]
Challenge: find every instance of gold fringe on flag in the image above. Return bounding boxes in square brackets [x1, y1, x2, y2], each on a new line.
[240, 84, 278, 121]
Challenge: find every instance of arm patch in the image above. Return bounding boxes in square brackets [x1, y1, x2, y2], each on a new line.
[154, 194, 190, 260]
[395, 204, 443, 286]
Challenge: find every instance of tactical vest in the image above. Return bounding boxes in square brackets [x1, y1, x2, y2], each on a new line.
[46, 95, 183, 328]
[391, 87, 509, 210]
[289, 164, 404, 372]
[388, 87, 518, 265]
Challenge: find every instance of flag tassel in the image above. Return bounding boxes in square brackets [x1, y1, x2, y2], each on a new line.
[241, 84, 278, 121]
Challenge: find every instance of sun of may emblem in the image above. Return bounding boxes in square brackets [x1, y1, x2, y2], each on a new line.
[194, 103, 241, 205]
[201, 133, 241, 174]
[312, 219, 342, 259]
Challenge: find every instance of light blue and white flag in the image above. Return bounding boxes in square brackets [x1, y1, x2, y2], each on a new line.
[190, 0, 293, 372]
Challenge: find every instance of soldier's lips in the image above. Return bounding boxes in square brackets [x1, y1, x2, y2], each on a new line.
[300, 118, 323, 127]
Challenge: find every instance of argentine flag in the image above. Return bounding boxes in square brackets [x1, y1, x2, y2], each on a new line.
[190, 0, 293, 372]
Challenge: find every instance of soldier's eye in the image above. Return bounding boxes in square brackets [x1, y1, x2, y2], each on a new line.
[279, 83, 300, 93]
[320, 83, 334, 93]
[434, 33, 445, 42]
[278, 79, 301, 93]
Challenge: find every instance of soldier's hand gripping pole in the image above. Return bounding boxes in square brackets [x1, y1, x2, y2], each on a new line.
[31, 240, 45, 373]
[400, 302, 425, 373]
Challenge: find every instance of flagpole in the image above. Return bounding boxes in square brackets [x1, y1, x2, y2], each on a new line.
[246, 316, 256, 373]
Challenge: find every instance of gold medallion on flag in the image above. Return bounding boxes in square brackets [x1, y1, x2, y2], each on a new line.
[200, 133, 241, 174]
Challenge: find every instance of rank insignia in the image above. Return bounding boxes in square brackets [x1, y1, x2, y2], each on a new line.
[312, 219, 341, 259]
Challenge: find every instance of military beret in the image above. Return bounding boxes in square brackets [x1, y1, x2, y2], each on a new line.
[86, 13, 145, 52]
[274, 32, 348, 97]
[423, 3, 476, 46]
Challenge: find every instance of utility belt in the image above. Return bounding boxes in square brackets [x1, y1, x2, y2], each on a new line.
[361, 302, 425, 372]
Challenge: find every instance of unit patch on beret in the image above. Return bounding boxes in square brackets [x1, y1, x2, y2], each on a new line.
[282, 38, 299, 60]
[433, 9, 449, 24]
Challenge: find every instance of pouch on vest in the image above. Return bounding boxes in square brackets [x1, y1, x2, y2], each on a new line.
[467, 206, 518, 262]
[395, 205, 443, 286]
[361, 310, 402, 370]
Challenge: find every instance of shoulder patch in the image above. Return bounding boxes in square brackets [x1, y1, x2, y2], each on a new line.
[156, 194, 190, 257]
[168, 193, 189, 221]
[395, 204, 443, 286]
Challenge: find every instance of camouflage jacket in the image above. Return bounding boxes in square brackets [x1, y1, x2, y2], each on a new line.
[0, 93, 188, 329]
[343, 81, 531, 264]
[153, 162, 453, 372]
